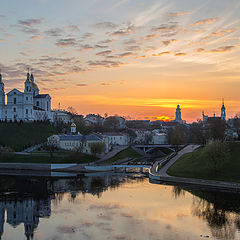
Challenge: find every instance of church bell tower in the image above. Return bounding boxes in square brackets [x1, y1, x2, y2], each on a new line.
[221, 99, 226, 121]
[0, 70, 5, 120]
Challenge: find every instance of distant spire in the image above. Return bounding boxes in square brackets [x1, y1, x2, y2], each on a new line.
[27, 68, 30, 81]
[30, 69, 34, 82]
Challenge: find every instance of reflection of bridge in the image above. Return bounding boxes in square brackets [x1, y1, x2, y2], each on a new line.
[133, 144, 183, 154]
[85, 164, 151, 173]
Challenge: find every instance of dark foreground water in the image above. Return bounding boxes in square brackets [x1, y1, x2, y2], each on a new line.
[0, 172, 240, 240]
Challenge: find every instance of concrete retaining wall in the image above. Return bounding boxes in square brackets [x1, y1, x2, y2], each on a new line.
[149, 170, 240, 192]
[0, 163, 77, 171]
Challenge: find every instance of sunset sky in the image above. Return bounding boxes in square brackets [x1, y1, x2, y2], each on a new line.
[0, 0, 240, 122]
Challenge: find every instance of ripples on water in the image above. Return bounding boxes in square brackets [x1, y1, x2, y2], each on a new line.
[0, 172, 240, 240]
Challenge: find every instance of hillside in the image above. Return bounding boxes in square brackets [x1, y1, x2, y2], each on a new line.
[167, 142, 240, 183]
[0, 122, 58, 151]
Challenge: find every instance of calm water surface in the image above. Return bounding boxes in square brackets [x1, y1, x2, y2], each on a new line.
[0, 172, 240, 240]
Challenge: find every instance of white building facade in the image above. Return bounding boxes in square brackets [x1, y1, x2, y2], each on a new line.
[47, 134, 107, 154]
[0, 72, 53, 122]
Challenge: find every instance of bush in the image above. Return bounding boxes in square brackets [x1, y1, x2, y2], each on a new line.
[202, 140, 230, 172]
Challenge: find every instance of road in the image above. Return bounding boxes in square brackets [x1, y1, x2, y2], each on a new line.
[152, 144, 200, 177]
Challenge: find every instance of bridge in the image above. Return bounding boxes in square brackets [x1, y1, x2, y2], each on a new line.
[133, 144, 184, 154]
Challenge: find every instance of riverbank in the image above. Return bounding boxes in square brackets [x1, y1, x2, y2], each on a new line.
[149, 144, 240, 192]
[167, 142, 240, 183]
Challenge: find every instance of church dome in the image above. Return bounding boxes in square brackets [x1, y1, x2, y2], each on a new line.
[32, 82, 39, 90]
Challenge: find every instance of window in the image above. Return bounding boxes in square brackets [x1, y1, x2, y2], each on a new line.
[36, 101, 39, 106]
[26, 86, 28, 92]
[26, 109, 28, 114]
[14, 92, 16, 95]
[13, 108, 16, 113]
[31, 109, 32, 115]
[26, 97, 28, 101]
[47, 101, 49, 111]
[14, 98, 16, 104]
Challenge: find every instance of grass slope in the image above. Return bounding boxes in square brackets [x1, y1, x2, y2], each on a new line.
[167, 142, 240, 183]
[101, 147, 141, 165]
[0, 122, 57, 151]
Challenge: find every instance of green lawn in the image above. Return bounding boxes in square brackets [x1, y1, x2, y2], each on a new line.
[167, 142, 240, 183]
[101, 147, 141, 165]
[0, 152, 98, 164]
[0, 122, 58, 151]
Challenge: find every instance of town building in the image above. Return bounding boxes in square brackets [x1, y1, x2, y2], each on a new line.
[47, 133, 106, 154]
[99, 132, 130, 150]
[202, 100, 226, 123]
[0, 71, 52, 122]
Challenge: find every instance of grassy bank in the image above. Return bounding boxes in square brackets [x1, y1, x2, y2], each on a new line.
[0, 152, 98, 164]
[0, 122, 58, 151]
[167, 142, 240, 183]
[101, 147, 141, 165]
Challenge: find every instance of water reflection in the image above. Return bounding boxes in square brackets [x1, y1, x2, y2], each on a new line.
[0, 173, 145, 239]
[0, 174, 240, 239]
[173, 186, 240, 240]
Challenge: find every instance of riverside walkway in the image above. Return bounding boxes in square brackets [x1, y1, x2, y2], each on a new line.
[149, 144, 240, 192]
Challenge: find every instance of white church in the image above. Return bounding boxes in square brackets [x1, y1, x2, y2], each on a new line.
[0, 71, 53, 122]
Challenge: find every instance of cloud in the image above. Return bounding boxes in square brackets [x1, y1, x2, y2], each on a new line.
[210, 29, 236, 37]
[81, 33, 93, 39]
[93, 22, 117, 29]
[152, 51, 171, 56]
[76, 84, 88, 87]
[152, 23, 178, 32]
[124, 39, 138, 45]
[95, 44, 108, 48]
[56, 38, 77, 47]
[96, 50, 112, 56]
[125, 46, 141, 51]
[195, 48, 205, 53]
[18, 18, 43, 27]
[162, 39, 177, 46]
[30, 35, 44, 40]
[111, 25, 136, 37]
[88, 60, 125, 68]
[209, 45, 234, 53]
[175, 52, 187, 56]
[166, 11, 191, 17]
[45, 28, 63, 37]
[21, 27, 40, 35]
[65, 25, 80, 32]
[142, 34, 159, 41]
[79, 44, 94, 51]
[98, 39, 113, 44]
[118, 52, 135, 58]
[134, 55, 146, 59]
[193, 17, 218, 25]
[144, 46, 157, 52]
[101, 82, 112, 86]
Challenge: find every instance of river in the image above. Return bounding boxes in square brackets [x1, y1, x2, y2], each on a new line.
[0, 172, 239, 240]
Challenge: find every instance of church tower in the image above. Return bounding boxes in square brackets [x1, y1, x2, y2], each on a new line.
[0, 70, 5, 121]
[175, 105, 182, 123]
[221, 99, 226, 121]
[24, 71, 34, 121]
